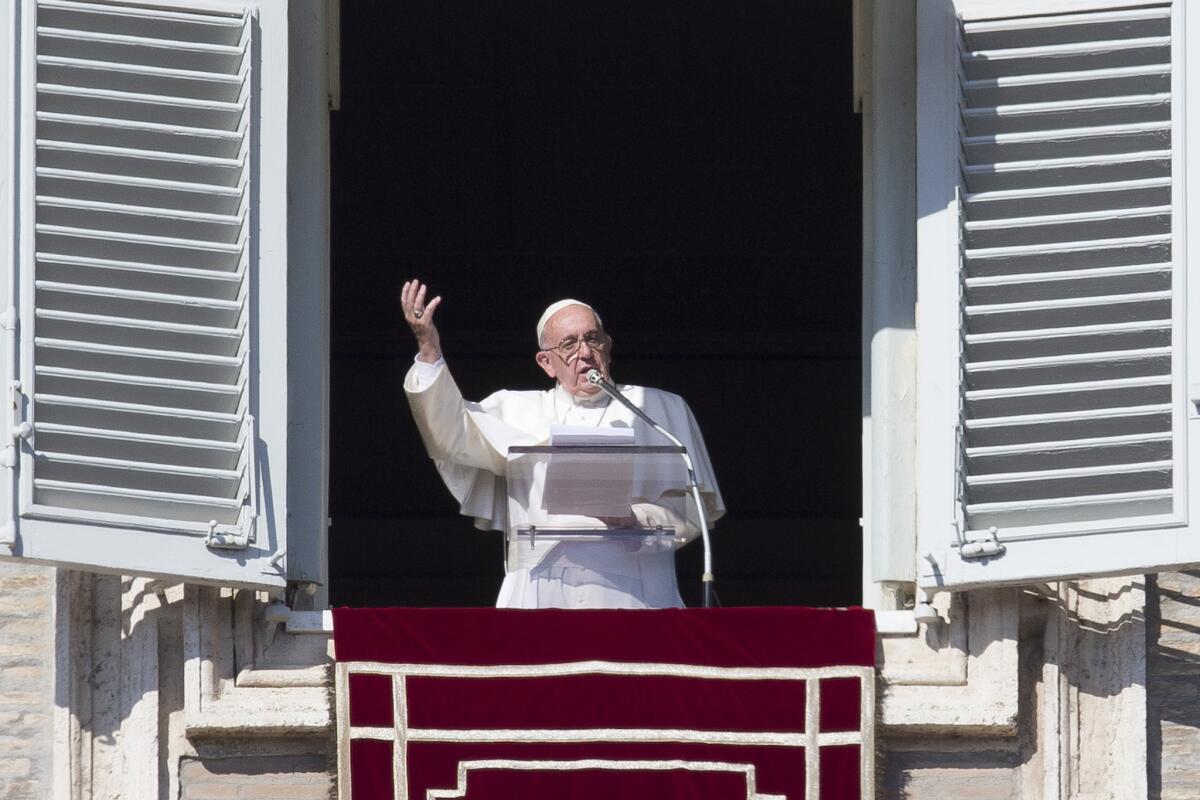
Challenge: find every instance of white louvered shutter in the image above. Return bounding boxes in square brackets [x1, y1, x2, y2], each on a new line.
[917, 1, 1200, 589]
[0, 0, 290, 588]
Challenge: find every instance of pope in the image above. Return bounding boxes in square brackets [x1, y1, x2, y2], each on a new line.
[400, 279, 724, 608]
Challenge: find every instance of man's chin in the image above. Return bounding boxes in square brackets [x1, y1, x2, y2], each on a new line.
[564, 381, 603, 397]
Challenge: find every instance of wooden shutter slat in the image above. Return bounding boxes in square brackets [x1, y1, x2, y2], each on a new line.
[967, 265, 1168, 288]
[34, 337, 243, 368]
[36, 196, 243, 224]
[965, 204, 1170, 232]
[967, 459, 1172, 486]
[37, 55, 243, 84]
[35, 139, 245, 167]
[964, 36, 1170, 63]
[967, 431, 1173, 457]
[39, 0, 246, 27]
[966, 121, 1171, 147]
[964, 289, 1170, 314]
[35, 421, 240, 450]
[37, 253, 243, 279]
[966, 403, 1170, 429]
[966, 374, 1169, 401]
[34, 393, 241, 421]
[34, 479, 244, 505]
[35, 450, 241, 479]
[966, 489, 1171, 518]
[35, 280, 242, 308]
[962, 7, 1170, 35]
[35, 372, 241, 414]
[38, 167, 245, 194]
[36, 26, 246, 54]
[966, 176, 1171, 204]
[37, 228, 243, 257]
[37, 114, 245, 144]
[36, 83, 245, 112]
[35, 310, 241, 339]
[967, 346, 1172, 373]
[966, 64, 1170, 92]
[35, 366, 242, 394]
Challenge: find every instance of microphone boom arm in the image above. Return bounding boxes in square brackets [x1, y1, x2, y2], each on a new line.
[586, 370, 716, 607]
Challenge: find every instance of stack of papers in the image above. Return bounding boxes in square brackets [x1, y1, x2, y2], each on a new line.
[543, 425, 635, 517]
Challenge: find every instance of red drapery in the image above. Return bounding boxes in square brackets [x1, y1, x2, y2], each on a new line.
[333, 607, 876, 800]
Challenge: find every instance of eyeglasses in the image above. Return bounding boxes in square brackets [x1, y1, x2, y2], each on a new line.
[541, 330, 608, 359]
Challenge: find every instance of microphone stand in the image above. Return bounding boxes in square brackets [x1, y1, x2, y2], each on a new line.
[586, 370, 715, 608]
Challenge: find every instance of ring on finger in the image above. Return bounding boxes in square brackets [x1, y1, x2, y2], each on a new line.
[414, 308, 424, 319]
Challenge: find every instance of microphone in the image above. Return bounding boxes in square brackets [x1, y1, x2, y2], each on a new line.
[583, 368, 717, 607]
[586, 369, 656, 428]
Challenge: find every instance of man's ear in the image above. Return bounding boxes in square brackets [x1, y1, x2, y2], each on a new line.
[535, 350, 556, 379]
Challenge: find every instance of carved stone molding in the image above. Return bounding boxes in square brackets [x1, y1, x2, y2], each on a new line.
[183, 585, 333, 737]
[53, 573, 335, 800]
[878, 589, 1021, 733]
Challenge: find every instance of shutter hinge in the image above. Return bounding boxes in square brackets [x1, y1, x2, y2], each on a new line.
[2, 307, 27, 470]
[957, 525, 1006, 560]
[205, 508, 256, 550]
[3, 380, 31, 469]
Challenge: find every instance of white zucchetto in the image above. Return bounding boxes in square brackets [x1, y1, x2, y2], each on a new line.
[536, 299, 597, 345]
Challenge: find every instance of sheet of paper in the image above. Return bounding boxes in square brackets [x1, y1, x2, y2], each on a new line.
[544, 426, 635, 517]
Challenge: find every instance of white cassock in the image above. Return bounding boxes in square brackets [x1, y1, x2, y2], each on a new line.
[405, 358, 725, 609]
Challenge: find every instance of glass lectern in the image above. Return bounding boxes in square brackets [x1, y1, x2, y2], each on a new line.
[504, 444, 695, 568]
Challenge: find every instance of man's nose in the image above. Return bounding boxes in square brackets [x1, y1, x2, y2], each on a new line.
[576, 339, 594, 359]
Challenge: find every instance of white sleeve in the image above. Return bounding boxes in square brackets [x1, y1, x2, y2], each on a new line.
[410, 355, 445, 390]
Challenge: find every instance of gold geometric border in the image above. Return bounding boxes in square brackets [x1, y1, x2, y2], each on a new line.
[336, 661, 875, 800]
[426, 758, 783, 800]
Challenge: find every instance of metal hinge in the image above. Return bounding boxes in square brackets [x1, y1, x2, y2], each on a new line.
[958, 526, 1006, 560]
[2, 306, 28, 470]
[205, 506, 256, 550]
[3, 379, 31, 469]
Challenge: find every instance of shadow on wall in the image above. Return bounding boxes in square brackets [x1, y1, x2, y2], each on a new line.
[886, 579, 1149, 797]
[54, 572, 333, 796]
[1146, 571, 1200, 800]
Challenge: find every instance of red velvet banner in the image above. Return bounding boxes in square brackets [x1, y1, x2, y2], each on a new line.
[333, 608, 876, 800]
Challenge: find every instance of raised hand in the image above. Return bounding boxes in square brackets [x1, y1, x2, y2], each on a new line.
[400, 279, 443, 363]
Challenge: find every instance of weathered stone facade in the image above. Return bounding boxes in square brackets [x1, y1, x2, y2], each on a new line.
[179, 755, 333, 800]
[1148, 571, 1200, 800]
[0, 565, 53, 800]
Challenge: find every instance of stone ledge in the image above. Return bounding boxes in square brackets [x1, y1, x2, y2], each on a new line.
[184, 587, 333, 738]
[878, 588, 1020, 733]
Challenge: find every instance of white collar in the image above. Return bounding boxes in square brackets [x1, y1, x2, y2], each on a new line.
[554, 383, 611, 410]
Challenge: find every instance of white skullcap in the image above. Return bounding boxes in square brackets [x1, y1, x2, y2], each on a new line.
[536, 299, 598, 345]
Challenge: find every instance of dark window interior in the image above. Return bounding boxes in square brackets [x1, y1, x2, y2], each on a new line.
[329, 1, 862, 608]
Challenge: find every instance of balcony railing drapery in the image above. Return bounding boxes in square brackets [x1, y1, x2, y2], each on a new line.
[332, 607, 876, 800]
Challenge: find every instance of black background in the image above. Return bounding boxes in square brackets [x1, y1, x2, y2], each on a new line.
[328, 1, 862, 608]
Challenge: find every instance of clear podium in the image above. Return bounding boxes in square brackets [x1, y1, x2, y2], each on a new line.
[504, 444, 694, 579]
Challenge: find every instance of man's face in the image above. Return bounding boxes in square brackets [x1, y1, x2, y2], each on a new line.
[534, 305, 612, 397]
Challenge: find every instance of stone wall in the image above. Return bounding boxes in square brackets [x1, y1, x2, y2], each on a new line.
[1147, 571, 1200, 800]
[879, 580, 1151, 800]
[179, 753, 332, 800]
[0, 563, 53, 800]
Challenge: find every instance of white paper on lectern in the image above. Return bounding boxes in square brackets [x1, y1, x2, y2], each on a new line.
[544, 425, 635, 516]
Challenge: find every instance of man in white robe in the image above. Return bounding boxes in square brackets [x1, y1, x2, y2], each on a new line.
[400, 281, 724, 608]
